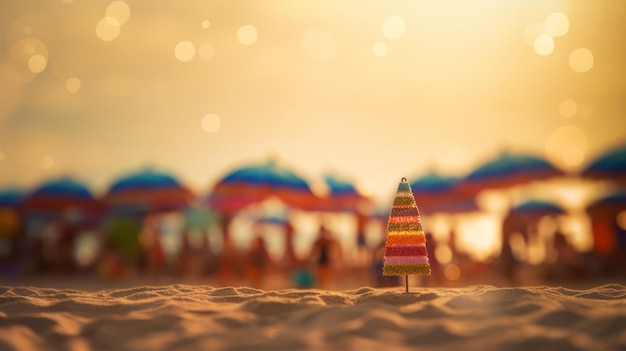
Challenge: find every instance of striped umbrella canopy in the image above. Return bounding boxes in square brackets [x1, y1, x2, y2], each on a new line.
[0, 188, 24, 209]
[21, 177, 99, 213]
[459, 152, 565, 195]
[582, 143, 626, 184]
[0, 188, 24, 238]
[207, 160, 316, 214]
[104, 168, 195, 215]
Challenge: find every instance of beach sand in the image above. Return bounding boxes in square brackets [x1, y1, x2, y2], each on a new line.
[0, 284, 625, 351]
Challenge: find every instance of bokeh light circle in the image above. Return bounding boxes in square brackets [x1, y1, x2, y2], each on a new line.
[66, 77, 81, 93]
[237, 25, 258, 46]
[372, 41, 388, 57]
[174, 41, 196, 62]
[382, 16, 405, 40]
[533, 34, 554, 56]
[545, 125, 588, 169]
[300, 29, 336, 62]
[569, 48, 594, 72]
[96, 17, 121, 41]
[545, 12, 569, 37]
[106, 1, 131, 26]
[202, 114, 221, 133]
[558, 99, 577, 118]
[202, 20, 210, 29]
[28, 54, 47, 74]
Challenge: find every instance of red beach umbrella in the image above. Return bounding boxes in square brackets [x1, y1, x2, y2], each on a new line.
[207, 160, 317, 215]
[21, 177, 100, 214]
[104, 168, 195, 215]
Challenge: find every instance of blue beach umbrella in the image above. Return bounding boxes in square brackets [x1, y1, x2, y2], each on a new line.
[582, 143, 626, 184]
[21, 177, 99, 213]
[0, 188, 24, 209]
[460, 152, 565, 195]
[512, 200, 565, 217]
[207, 160, 316, 214]
[409, 171, 478, 215]
[104, 168, 195, 215]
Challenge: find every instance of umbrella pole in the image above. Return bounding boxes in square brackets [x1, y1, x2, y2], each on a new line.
[405, 275, 409, 293]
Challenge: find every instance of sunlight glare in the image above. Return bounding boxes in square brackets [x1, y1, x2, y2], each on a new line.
[509, 232, 527, 262]
[456, 214, 499, 262]
[174, 41, 196, 62]
[106, 1, 130, 26]
[300, 29, 336, 62]
[237, 25, 258, 46]
[533, 34, 554, 56]
[569, 48, 594, 72]
[66, 77, 81, 93]
[545, 12, 569, 37]
[382, 16, 405, 40]
[560, 214, 593, 252]
[96, 17, 121, 41]
[372, 41, 388, 57]
[27, 54, 47, 74]
[201, 114, 221, 133]
[558, 99, 577, 118]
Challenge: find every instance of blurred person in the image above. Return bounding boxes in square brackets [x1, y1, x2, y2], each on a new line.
[309, 225, 342, 289]
[371, 240, 401, 288]
[245, 235, 273, 288]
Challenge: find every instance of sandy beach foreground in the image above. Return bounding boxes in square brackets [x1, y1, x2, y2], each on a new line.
[0, 284, 625, 351]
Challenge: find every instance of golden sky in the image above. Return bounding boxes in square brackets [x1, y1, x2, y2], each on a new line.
[1, 0, 625, 201]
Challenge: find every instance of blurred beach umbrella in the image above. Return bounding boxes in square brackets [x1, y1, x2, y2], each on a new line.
[586, 192, 626, 255]
[0, 188, 24, 209]
[104, 168, 195, 215]
[21, 177, 99, 214]
[0, 189, 23, 238]
[409, 171, 478, 215]
[314, 174, 370, 212]
[460, 152, 565, 195]
[510, 200, 565, 220]
[581, 143, 626, 184]
[207, 160, 316, 214]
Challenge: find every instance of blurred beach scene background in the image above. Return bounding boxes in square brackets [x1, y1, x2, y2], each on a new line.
[0, 0, 625, 291]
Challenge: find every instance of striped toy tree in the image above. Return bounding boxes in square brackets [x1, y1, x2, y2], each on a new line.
[382, 177, 431, 292]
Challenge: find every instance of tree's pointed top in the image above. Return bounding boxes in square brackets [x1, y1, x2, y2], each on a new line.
[397, 177, 411, 193]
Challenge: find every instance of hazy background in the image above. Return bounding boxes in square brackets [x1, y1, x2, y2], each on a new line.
[1, 0, 625, 201]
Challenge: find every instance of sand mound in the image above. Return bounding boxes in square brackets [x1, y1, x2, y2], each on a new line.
[0, 284, 624, 350]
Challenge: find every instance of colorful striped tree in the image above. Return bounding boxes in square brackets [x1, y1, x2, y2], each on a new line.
[382, 177, 431, 292]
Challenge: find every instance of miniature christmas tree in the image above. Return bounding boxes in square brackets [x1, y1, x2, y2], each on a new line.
[382, 177, 431, 292]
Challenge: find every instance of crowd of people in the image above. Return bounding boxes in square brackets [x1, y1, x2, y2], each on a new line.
[0, 207, 624, 289]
